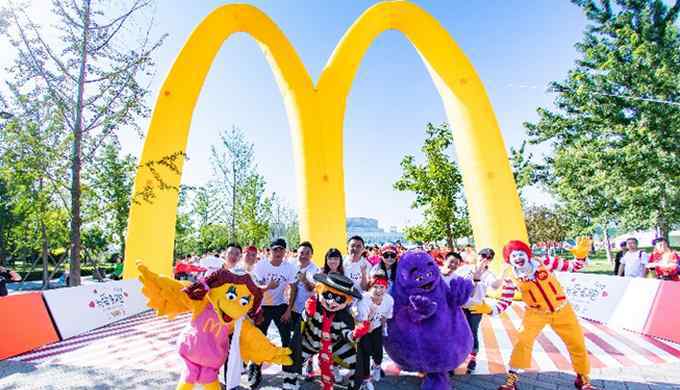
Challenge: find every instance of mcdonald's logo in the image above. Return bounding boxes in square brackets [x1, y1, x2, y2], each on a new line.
[123, 1, 527, 278]
[203, 317, 225, 338]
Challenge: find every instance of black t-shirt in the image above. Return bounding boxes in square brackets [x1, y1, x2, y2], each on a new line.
[0, 270, 12, 297]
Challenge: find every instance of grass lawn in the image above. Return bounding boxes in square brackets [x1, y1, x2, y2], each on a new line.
[583, 250, 616, 275]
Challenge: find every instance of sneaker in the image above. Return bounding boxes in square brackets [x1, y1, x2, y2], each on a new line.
[466, 359, 477, 374]
[575, 374, 600, 390]
[333, 366, 343, 383]
[247, 363, 262, 389]
[371, 365, 382, 382]
[360, 380, 374, 390]
[282, 372, 300, 390]
[305, 359, 314, 379]
[497, 371, 519, 390]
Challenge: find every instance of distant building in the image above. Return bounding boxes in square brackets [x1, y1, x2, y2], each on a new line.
[347, 217, 404, 245]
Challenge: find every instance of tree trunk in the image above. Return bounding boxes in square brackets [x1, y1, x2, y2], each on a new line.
[603, 227, 613, 267]
[656, 218, 669, 242]
[41, 219, 49, 289]
[445, 223, 454, 250]
[231, 160, 237, 241]
[69, 0, 92, 287]
[119, 230, 126, 260]
[0, 221, 5, 267]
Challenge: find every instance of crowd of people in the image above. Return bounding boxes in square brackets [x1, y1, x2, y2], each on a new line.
[614, 237, 680, 280]
[169, 237, 527, 390]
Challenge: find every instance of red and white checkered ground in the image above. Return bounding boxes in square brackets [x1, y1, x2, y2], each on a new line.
[10, 305, 680, 377]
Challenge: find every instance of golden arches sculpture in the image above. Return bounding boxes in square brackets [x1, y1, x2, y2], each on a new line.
[123, 1, 527, 279]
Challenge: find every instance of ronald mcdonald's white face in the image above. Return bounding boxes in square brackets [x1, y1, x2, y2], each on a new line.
[509, 250, 530, 273]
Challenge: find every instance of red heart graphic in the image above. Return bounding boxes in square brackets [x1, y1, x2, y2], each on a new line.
[89, 301, 95, 308]
[602, 291, 608, 297]
[93, 289, 97, 294]
[123, 292, 128, 297]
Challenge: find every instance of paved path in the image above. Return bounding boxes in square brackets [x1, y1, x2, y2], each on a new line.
[2, 308, 680, 389]
[2, 359, 680, 389]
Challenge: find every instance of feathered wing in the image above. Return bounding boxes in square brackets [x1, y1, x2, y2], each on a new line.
[239, 319, 292, 365]
[137, 262, 196, 319]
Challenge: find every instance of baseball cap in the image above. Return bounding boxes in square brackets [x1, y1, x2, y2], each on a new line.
[270, 238, 287, 249]
[381, 243, 397, 254]
[245, 245, 258, 254]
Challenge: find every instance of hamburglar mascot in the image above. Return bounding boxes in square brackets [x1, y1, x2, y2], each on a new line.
[470, 237, 600, 390]
[297, 272, 370, 390]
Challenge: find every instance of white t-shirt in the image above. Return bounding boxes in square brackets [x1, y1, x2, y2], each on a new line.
[253, 259, 297, 306]
[199, 256, 224, 276]
[453, 264, 499, 307]
[359, 292, 394, 331]
[344, 257, 371, 290]
[292, 262, 320, 314]
[622, 250, 649, 278]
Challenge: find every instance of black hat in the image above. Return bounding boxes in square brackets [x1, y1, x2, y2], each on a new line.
[313, 272, 362, 299]
[478, 248, 495, 259]
[270, 238, 287, 249]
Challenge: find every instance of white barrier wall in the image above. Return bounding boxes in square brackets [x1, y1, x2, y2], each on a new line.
[42, 279, 148, 339]
[555, 272, 631, 324]
[555, 272, 662, 336]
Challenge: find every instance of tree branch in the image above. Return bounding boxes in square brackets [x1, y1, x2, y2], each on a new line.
[19, 8, 77, 83]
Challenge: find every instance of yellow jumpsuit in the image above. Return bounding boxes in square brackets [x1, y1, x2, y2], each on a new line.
[509, 266, 590, 375]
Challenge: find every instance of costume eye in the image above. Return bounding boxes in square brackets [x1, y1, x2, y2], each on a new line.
[426, 272, 432, 278]
[239, 296, 251, 306]
[415, 275, 423, 282]
[226, 286, 237, 300]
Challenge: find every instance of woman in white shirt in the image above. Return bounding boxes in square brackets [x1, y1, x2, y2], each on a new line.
[448, 248, 503, 374]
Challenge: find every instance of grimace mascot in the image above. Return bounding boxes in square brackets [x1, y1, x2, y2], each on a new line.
[384, 250, 474, 390]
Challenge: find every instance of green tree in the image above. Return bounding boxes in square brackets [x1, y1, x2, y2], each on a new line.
[0, 101, 70, 286]
[269, 194, 299, 247]
[524, 205, 570, 244]
[238, 175, 272, 247]
[172, 185, 197, 258]
[86, 142, 136, 258]
[394, 123, 471, 248]
[3, 0, 166, 285]
[509, 141, 541, 205]
[209, 127, 273, 246]
[526, 0, 680, 244]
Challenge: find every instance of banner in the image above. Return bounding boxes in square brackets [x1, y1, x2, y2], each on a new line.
[555, 272, 632, 324]
[0, 292, 60, 359]
[42, 279, 147, 339]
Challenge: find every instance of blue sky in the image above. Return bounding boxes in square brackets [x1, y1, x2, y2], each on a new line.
[6, 1, 590, 230]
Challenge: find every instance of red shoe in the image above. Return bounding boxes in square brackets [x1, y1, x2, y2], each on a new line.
[575, 374, 600, 390]
[497, 372, 519, 390]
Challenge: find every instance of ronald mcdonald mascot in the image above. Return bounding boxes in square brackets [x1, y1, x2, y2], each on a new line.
[470, 238, 600, 390]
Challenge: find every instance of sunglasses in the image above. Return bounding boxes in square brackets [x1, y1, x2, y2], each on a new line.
[383, 252, 397, 259]
[322, 291, 347, 304]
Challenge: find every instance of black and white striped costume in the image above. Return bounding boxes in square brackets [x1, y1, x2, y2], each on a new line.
[298, 297, 359, 389]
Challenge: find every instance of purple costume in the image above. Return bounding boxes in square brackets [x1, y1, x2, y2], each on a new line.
[384, 250, 474, 390]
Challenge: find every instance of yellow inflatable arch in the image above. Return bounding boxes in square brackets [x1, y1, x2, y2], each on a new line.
[123, 1, 527, 278]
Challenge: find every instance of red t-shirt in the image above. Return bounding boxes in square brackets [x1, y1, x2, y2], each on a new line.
[648, 251, 680, 280]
